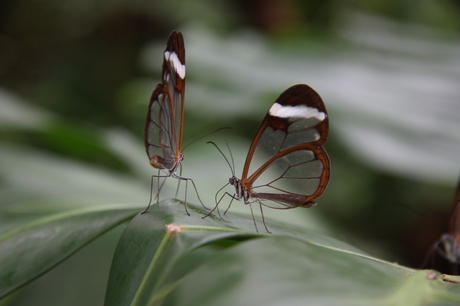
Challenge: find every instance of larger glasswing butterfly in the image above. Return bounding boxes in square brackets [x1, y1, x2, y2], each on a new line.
[142, 31, 203, 215]
[423, 174, 460, 275]
[209, 84, 330, 232]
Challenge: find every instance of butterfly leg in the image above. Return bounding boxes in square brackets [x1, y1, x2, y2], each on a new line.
[213, 183, 231, 218]
[203, 189, 236, 220]
[223, 197, 234, 215]
[244, 199, 271, 233]
[247, 203, 259, 233]
[202, 191, 226, 219]
[188, 176, 209, 210]
[172, 173, 208, 215]
[174, 163, 183, 199]
[258, 202, 271, 233]
[156, 175, 168, 201]
[142, 171, 169, 214]
[141, 175, 156, 214]
[181, 177, 190, 216]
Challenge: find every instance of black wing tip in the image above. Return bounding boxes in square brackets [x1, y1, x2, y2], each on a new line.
[165, 31, 185, 64]
[277, 84, 324, 107]
[283, 84, 319, 96]
[168, 30, 183, 40]
[166, 31, 184, 47]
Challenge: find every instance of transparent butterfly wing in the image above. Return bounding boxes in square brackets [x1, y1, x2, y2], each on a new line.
[145, 31, 185, 171]
[242, 84, 330, 208]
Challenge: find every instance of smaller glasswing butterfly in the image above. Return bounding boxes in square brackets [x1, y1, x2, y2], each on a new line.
[208, 84, 330, 232]
[423, 174, 460, 275]
[142, 31, 203, 215]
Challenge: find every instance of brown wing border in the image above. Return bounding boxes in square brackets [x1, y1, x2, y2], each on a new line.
[241, 84, 330, 207]
[144, 31, 186, 170]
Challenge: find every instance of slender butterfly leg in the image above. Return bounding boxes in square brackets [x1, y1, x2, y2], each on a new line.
[169, 171, 209, 214]
[188, 176, 208, 209]
[171, 163, 190, 216]
[257, 201, 271, 233]
[222, 192, 235, 216]
[241, 198, 271, 233]
[174, 163, 182, 199]
[179, 176, 190, 216]
[142, 170, 173, 214]
[156, 173, 169, 202]
[142, 175, 157, 214]
[246, 202, 259, 233]
[173, 161, 209, 211]
[203, 186, 232, 219]
[203, 184, 242, 220]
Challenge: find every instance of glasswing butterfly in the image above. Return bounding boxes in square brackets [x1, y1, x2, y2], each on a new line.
[423, 175, 460, 275]
[142, 31, 203, 215]
[209, 84, 330, 232]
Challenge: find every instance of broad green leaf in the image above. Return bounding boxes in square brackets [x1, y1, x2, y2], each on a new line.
[106, 200, 460, 306]
[0, 205, 139, 298]
[168, 240, 460, 306]
[105, 200, 252, 306]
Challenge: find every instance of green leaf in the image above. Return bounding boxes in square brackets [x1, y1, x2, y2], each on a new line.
[0, 205, 139, 298]
[168, 241, 460, 306]
[106, 200, 460, 306]
[105, 200, 251, 306]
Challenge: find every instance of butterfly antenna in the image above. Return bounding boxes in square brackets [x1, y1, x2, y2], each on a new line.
[182, 127, 232, 152]
[207, 140, 235, 176]
[224, 138, 236, 176]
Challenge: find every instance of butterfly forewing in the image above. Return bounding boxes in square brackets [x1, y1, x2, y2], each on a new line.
[145, 31, 185, 170]
[242, 84, 330, 208]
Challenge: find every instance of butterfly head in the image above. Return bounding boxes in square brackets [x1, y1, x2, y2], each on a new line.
[229, 175, 237, 186]
[229, 175, 251, 203]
